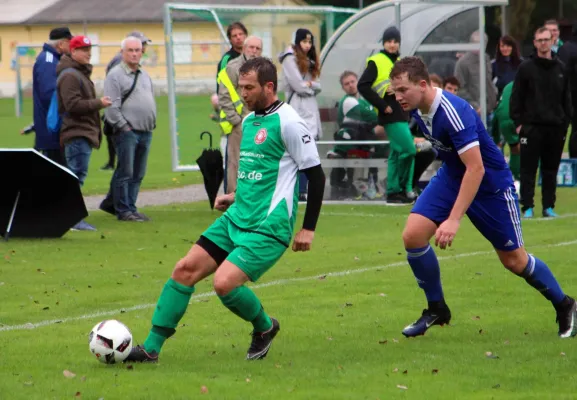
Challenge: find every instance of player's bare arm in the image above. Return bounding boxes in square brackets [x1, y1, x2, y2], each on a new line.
[436, 145, 484, 249]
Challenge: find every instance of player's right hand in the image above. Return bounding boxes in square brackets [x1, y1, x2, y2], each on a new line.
[292, 229, 314, 252]
[214, 193, 235, 212]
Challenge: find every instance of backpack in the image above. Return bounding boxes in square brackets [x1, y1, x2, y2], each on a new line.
[47, 68, 84, 135]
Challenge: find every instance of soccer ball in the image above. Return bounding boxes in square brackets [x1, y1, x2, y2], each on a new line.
[88, 320, 133, 364]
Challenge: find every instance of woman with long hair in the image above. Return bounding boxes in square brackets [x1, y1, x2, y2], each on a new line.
[491, 35, 522, 98]
[279, 28, 322, 201]
[491, 35, 522, 182]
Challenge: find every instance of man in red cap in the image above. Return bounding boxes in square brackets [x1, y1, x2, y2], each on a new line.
[56, 35, 112, 231]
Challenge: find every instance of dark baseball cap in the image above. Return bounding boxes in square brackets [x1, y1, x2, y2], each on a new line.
[49, 27, 73, 41]
[127, 31, 151, 44]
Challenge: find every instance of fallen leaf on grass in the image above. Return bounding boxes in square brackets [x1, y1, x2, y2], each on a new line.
[327, 337, 333, 341]
[295, 268, 301, 273]
[378, 340, 388, 345]
[344, 303, 353, 307]
[485, 352, 499, 359]
[402, 370, 408, 374]
[397, 385, 408, 390]
[432, 369, 439, 375]
[560, 352, 566, 356]
[504, 340, 510, 345]
[63, 370, 76, 378]
[479, 329, 483, 334]
[492, 384, 501, 389]
[42, 307, 50, 311]
[245, 378, 251, 383]
[392, 338, 399, 343]
[275, 364, 282, 369]
[354, 256, 360, 261]
[200, 385, 208, 394]
[318, 275, 327, 280]
[80, 376, 86, 381]
[23, 381, 33, 386]
[75, 392, 81, 397]
[126, 365, 134, 370]
[471, 316, 480, 320]
[393, 368, 399, 373]
[379, 293, 386, 297]
[100, 235, 106, 240]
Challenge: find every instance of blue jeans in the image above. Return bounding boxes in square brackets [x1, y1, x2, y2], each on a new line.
[112, 130, 152, 215]
[64, 137, 92, 187]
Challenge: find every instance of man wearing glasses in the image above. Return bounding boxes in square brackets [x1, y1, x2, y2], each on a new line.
[510, 27, 572, 219]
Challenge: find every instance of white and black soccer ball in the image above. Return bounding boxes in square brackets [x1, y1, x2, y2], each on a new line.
[88, 320, 133, 364]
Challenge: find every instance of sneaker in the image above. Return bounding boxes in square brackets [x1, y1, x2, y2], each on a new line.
[246, 318, 280, 360]
[523, 208, 534, 218]
[298, 193, 307, 202]
[543, 208, 559, 218]
[402, 306, 451, 338]
[556, 297, 577, 338]
[123, 345, 159, 363]
[387, 193, 413, 204]
[406, 191, 419, 201]
[134, 212, 151, 221]
[71, 220, 97, 231]
[118, 212, 145, 222]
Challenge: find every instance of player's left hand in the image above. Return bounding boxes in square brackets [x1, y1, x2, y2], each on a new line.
[214, 193, 235, 212]
[292, 229, 315, 252]
[435, 219, 460, 250]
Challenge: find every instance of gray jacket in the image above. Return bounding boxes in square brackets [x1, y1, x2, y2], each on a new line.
[104, 62, 156, 133]
[278, 47, 322, 139]
[218, 54, 250, 127]
[454, 51, 498, 113]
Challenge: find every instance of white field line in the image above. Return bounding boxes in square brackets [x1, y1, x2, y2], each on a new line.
[2, 239, 577, 333]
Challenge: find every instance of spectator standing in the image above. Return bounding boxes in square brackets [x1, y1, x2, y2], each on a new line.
[279, 28, 322, 201]
[492, 81, 520, 181]
[442, 76, 460, 94]
[454, 30, 498, 118]
[357, 26, 415, 204]
[101, 31, 151, 171]
[101, 36, 157, 222]
[216, 22, 248, 93]
[510, 27, 572, 218]
[31, 27, 72, 165]
[57, 35, 112, 231]
[218, 36, 263, 194]
[491, 35, 522, 99]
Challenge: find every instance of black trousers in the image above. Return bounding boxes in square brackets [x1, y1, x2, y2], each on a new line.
[519, 124, 567, 211]
[104, 133, 116, 167]
[41, 149, 66, 166]
[569, 115, 577, 158]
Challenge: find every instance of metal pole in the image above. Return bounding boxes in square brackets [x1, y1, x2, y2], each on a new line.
[479, 6, 487, 128]
[163, 4, 179, 172]
[14, 52, 21, 118]
[4, 191, 20, 241]
[500, 5, 507, 36]
[395, 2, 402, 30]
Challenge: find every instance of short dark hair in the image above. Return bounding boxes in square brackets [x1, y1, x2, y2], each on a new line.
[443, 76, 460, 88]
[239, 57, 278, 92]
[429, 73, 443, 87]
[339, 70, 357, 85]
[390, 56, 430, 84]
[544, 19, 559, 28]
[535, 26, 552, 37]
[227, 22, 248, 40]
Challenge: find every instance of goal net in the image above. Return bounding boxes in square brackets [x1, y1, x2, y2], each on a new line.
[163, 3, 357, 172]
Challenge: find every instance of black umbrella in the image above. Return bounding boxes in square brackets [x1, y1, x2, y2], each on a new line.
[195, 131, 224, 209]
[0, 149, 88, 240]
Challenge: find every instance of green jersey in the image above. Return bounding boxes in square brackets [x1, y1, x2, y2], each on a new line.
[337, 94, 378, 126]
[224, 101, 321, 246]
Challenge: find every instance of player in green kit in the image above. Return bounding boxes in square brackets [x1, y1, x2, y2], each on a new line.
[125, 57, 326, 362]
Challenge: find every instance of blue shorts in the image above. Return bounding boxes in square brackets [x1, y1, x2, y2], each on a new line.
[412, 175, 524, 251]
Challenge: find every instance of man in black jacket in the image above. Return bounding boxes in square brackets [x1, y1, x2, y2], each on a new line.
[510, 27, 572, 219]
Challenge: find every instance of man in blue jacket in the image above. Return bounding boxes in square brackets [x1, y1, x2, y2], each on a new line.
[32, 27, 72, 165]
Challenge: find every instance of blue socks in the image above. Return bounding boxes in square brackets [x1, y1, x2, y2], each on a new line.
[406, 245, 444, 303]
[520, 254, 566, 305]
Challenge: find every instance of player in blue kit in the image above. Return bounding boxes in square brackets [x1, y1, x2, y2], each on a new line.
[389, 57, 577, 339]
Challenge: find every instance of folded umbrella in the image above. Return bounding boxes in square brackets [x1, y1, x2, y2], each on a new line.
[195, 132, 224, 209]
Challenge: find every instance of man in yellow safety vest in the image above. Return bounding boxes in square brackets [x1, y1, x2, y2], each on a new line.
[358, 26, 416, 204]
[217, 36, 263, 193]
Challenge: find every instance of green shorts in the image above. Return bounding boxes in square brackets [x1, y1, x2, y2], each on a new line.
[200, 216, 287, 282]
[499, 121, 519, 145]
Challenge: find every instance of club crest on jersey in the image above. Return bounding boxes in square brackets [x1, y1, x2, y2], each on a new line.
[255, 128, 267, 145]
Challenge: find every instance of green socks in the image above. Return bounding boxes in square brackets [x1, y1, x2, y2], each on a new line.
[509, 153, 520, 181]
[143, 278, 195, 353]
[219, 286, 272, 332]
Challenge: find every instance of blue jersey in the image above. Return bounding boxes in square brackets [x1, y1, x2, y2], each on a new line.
[411, 89, 513, 193]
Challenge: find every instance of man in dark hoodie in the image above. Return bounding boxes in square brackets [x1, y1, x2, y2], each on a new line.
[510, 27, 572, 219]
[57, 35, 112, 230]
[358, 26, 416, 204]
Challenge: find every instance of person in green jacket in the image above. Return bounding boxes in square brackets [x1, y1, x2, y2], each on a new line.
[492, 81, 520, 181]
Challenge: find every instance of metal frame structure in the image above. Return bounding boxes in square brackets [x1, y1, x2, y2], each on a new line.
[319, 0, 509, 130]
[163, 3, 358, 172]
